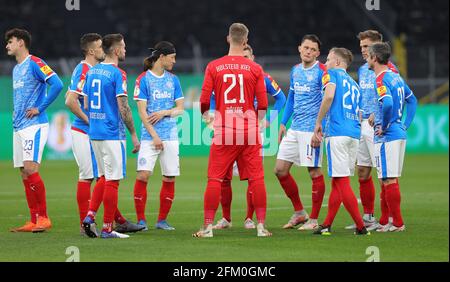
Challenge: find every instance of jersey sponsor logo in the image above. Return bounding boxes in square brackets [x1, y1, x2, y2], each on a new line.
[152, 90, 172, 100]
[322, 74, 330, 86]
[13, 80, 25, 89]
[360, 81, 375, 89]
[294, 82, 311, 93]
[377, 86, 387, 97]
[40, 65, 53, 76]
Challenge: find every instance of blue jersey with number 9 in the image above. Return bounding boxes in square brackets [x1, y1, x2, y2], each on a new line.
[322, 68, 361, 139]
[82, 62, 128, 140]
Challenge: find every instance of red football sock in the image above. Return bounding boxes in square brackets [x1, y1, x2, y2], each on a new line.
[28, 172, 48, 218]
[220, 180, 232, 222]
[336, 177, 365, 230]
[250, 178, 267, 224]
[379, 183, 390, 225]
[322, 179, 342, 227]
[158, 181, 175, 221]
[87, 176, 105, 218]
[277, 174, 303, 212]
[204, 180, 222, 226]
[246, 186, 255, 220]
[310, 175, 326, 219]
[77, 181, 91, 224]
[114, 208, 127, 225]
[102, 180, 119, 233]
[134, 179, 148, 222]
[23, 179, 38, 224]
[385, 182, 403, 227]
[359, 176, 375, 215]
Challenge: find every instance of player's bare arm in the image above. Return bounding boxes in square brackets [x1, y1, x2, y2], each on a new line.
[137, 100, 164, 151]
[65, 91, 89, 124]
[117, 96, 140, 153]
[312, 83, 336, 148]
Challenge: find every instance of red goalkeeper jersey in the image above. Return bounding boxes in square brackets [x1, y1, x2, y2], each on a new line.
[200, 55, 268, 136]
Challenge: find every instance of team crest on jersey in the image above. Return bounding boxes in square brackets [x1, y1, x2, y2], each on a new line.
[40, 65, 53, 76]
[322, 74, 330, 85]
[306, 74, 314, 82]
[377, 86, 387, 97]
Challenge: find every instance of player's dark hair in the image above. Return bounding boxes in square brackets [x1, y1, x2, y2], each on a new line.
[357, 30, 383, 42]
[331, 47, 354, 67]
[102, 33, 124, 55]
[5, 28, 31, 50]
[80, 33, 102, 56]
[369, 42, 391, 65]
[143, 41, 176, 71]
[301, 34, 321, 50]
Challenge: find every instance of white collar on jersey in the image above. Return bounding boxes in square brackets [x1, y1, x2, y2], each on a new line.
[301, 61, 318, 71]
[149, 70, 166, 79]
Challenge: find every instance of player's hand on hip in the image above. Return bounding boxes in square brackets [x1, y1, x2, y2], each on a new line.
[278, 124, 286, 144]
[374, 125, 384, 136]
[131, 135, 140, 154]
[153, 137, 164, 151]
[25, 108, 40, 118]
[148, 111, 166, 125]
[368, 113, 375, 127]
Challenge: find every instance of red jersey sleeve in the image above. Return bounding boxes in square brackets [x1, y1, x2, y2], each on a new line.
[200, 63, 214, 114]
[255, 67, 268, 110]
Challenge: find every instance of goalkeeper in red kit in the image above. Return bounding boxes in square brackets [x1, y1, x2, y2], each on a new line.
[193, 23, 271, 238]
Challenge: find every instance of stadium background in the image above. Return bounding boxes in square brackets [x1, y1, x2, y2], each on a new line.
[0, 0, 448, 262]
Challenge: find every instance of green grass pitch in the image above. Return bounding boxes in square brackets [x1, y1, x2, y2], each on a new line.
[0, 154, 448, 262]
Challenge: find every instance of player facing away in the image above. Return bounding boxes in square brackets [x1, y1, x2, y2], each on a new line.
[345, 30, 399, 231]
[66, 34, 143, 236]
[81, 34, 141, 239]
[367, 43, 417, 232]
[275, 35, 327, 231]
[211, 44, 286, 230]
[133, 41, 184, 231]
[194, 23, 271, 238]
[311, 48, 370, 236]
[6, 28, 64, 233]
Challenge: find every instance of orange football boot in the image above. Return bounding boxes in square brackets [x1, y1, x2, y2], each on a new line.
[10, 221, 36, 232]
[32, 216, 52, 233]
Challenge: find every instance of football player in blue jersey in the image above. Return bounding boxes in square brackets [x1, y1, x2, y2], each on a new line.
[81, 34, 141, 239]
[367, 42, 417, 232]
[6, 28, 63, 233]
[66, 33, 143, 236]
[311, 47, 369, 236]
[275, 35, 327, 230]
[345, 30, 399, 231]
[132, 41, 184, 231]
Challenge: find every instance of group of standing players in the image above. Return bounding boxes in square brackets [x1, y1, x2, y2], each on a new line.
[6, 22, 416, 239]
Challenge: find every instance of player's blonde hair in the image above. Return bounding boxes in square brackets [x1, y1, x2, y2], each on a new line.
[330, 47, 354, 67]
[357, 30, 383, 42]
[229, 23, 249, 45]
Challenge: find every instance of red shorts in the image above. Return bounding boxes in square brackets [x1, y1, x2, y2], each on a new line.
[208, 144, 264, 181]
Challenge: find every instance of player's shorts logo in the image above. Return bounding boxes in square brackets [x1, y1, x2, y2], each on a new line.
[139, 158, 147, 166]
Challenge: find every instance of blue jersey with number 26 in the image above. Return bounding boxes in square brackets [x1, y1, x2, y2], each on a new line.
[322, 68, 361, 139]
